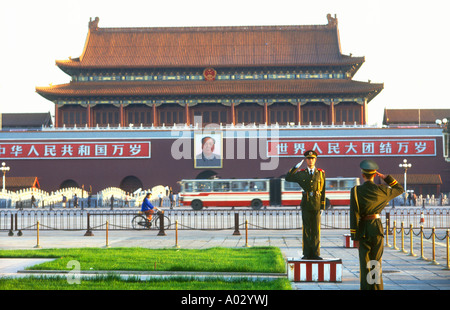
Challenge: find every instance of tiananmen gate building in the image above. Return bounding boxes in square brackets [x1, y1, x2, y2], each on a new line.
[0, 15, 448, 198]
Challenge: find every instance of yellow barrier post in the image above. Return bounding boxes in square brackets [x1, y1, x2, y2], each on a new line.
[385, 218, 391, 247]
[245, 219, 250, 247]
[409, 223, 416, 257]
[401, 222, 407, 253]
[444, 229, 450, 270]
[174, 220, 180, 248]
[34, 220, 41, 248]
[417, 225, 427, 261]
[392, 221, 398, 250]
[105, 220, 111, 248]
[430, 227, 439, 265]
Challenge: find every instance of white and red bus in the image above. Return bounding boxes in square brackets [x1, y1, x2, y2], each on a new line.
[178, 177, 359, 210]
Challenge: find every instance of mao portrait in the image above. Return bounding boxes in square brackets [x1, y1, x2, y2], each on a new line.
[194, 133, 222, 168]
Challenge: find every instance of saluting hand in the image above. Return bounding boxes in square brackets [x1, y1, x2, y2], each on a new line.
[376, 171, 386, 179]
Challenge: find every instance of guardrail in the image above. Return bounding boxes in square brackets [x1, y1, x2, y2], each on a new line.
[1, 208, 449, 234]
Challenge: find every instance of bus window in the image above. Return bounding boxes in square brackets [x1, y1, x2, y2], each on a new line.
[183, 182, 194, 192]
[326, 180, 339, 190]
[213, 181, 230, 192]
[195, 181, 211, 192]
[250, 181, 267, 192]
[341, 179, 356, 190]
[284, 181, 301, 191]
[231, 181, 248, 192]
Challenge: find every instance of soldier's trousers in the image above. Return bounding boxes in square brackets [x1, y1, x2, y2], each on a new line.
[301, 209, 321, 258]
[358, 234, 384, 290]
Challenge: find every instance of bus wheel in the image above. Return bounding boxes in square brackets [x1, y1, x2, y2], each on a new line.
[251, 199, 263, 210]
[191, 199, 203, 210]
[325, 198, 331, 209]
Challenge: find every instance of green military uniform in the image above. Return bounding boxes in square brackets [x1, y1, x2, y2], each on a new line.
[350, 160, 403, 290]
[285, 150, 326, 259]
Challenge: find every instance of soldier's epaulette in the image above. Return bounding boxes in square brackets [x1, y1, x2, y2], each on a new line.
[317, 168, 325, 172]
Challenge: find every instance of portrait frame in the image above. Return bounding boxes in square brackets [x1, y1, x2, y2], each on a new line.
[194, 132, 223, 169]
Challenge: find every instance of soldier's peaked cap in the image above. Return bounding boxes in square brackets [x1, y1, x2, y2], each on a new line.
[360, 159, 379, 174]
[304, 150, 317, 158]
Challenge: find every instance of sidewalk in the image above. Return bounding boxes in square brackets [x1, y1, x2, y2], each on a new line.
[0, 229, 449, 290]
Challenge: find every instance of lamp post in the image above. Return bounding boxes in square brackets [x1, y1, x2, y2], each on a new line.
[436, 118, 449, 162]
[399, 159, 412, 205]
[1, 162, 10, 193]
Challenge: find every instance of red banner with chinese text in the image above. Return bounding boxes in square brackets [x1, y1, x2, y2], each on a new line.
[0, 141, 151, 159]
[267, 138, 436, 157]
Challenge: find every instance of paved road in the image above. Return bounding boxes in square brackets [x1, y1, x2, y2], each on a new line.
[0, 228, 449, 290]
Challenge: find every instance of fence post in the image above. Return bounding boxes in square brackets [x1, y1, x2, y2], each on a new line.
[385, 217, 391, 247]
[8, 214, 14, 236]
[233, 213, 241, 236]
[84, 213, 94, 236]
[174, 220, 180, 248]
[409, 223, 416, 257]
[34, 220, 41, 248]
[393, 221, 398, 250]
[244, 219, 250, 247]
[444, 229, 450, 270]
[430, 227, 439, 265]
[157, 212, 166, 236]
[401, 222, 407, 253]
[417, 225, 427, 260]
[105, 220, 110, 248]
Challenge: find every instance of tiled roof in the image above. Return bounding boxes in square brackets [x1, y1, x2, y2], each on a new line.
[1, 113, 52, 129]
[390, 174, 442, 185]
[56, 16, 364, 70]
[383, 109, 450, 125]
[0, 177, 40, 190]
[36, 79, 383, 101]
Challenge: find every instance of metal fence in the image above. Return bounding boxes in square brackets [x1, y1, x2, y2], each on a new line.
[1, 207, 449, 234]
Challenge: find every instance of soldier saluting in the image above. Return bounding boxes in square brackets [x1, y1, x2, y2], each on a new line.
[285, 150, 326, 260]
[350, 159, 403, 290]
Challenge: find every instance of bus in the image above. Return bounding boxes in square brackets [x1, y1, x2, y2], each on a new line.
[178, 177, 359, 210]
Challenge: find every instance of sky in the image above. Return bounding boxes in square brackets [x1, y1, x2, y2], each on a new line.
[0, 0, 449, 126]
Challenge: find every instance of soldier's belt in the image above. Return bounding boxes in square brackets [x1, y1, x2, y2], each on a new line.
[303, 191, 320, 197]
[361, 214, 380, 221]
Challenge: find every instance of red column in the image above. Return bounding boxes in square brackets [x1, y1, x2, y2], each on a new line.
[297, 102, 302, 125]
[264, 101, 268, 125]
[87, 105, 91, 127]
[119, 104, 124, 127]
[329, 100, 335, 125]
[153, 104, 158, 126]
[185, 103, 190, 126]
[54, 104, 59, 128]
[361, 101, 365, 125]
[231, 101, 236, 125]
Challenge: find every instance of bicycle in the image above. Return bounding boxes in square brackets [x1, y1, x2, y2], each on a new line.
[131, 210, 171, 230]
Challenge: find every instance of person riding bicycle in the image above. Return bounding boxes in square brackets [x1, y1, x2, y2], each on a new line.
[141, 193, 163, 223]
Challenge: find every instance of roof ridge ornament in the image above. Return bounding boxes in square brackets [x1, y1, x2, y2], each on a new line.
[89, 17, 100, 32]
[326, 14, 338, 28]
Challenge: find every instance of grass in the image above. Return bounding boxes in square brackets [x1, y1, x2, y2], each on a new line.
[0, 246, 286, 273]
[0, 275, 292, 290]
[0, 247, 291, 290]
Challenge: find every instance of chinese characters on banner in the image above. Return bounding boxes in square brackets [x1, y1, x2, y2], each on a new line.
[0, 141, 151, 159]
[267, 139, 436, 157]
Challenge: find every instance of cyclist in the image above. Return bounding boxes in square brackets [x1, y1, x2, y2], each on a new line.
[141, 193, 163, 224]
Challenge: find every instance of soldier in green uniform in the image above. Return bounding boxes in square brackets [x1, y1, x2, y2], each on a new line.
[350, 159, 403, 290]
[285, 150, 326, 259]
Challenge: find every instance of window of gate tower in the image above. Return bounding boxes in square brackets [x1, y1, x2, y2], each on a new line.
[302, 102, 328, 125]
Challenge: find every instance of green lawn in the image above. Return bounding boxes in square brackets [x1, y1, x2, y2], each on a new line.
[0, 247, 291, 290]
[0, 246, 286, 273]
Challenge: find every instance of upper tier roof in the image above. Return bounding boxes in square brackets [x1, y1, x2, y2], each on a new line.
[36, 79, 383, 102]
[56, 15, 365, 73]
